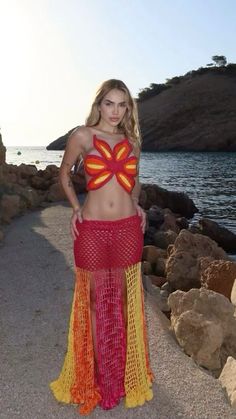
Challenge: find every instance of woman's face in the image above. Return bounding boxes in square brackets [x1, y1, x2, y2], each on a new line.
[98, 88, 128, 129]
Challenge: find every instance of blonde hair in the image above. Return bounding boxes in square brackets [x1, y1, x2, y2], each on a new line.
[85, 79, 142, 148]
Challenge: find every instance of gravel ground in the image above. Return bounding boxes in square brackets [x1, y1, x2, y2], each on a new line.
[0, 202, 236, 419]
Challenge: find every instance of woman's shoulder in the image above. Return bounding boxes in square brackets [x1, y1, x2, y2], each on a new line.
[67, 125, 92, 147]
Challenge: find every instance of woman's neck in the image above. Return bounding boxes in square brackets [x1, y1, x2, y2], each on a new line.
[92, 125, 123, 136]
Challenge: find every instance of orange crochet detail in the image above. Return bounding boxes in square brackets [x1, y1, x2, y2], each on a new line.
[49, 214, 155, 415]
[84, 135, 138, 193]
[50, 264, 154, 415]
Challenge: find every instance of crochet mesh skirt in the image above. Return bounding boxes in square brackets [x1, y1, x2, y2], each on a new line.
[49, 213, 154, 415]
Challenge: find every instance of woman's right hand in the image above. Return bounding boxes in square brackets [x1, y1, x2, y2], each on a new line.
[70, 208, 83, 240]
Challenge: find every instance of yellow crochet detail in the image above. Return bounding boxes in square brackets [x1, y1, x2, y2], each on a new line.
[49, 283, 76, 403]
[124, 262, 154, 407]
[49, 262, 154, 414]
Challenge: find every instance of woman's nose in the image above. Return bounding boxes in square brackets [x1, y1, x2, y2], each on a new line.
[112, 106, 119, 115]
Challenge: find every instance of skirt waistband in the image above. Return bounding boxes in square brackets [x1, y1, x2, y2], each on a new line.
[77, 212, 141, 229]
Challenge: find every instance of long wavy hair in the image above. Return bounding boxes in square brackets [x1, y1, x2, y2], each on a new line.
[85, 79, 142, 148]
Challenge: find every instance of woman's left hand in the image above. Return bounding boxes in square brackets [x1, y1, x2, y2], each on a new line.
[134, 203, 147, 233]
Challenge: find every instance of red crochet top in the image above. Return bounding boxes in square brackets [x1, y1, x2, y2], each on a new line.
[84, 134, 138, 193]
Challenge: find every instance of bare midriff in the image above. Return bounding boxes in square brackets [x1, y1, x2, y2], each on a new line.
[81, 178, 137, 221]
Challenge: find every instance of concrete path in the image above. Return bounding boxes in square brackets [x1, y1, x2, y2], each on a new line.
[0, 203, 236, 419]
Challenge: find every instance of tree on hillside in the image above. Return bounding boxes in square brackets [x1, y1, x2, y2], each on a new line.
[212, 55, 227, 66]
[137, 83, 169, 101]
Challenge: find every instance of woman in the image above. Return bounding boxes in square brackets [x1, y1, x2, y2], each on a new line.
[50, 79, 154, 415]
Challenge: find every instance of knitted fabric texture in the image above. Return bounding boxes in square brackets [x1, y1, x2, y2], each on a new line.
[50, 214, 154, 415]
[83, 135, 138, 193]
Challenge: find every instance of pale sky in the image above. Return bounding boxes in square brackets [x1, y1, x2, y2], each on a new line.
[1, 0, 235, 146]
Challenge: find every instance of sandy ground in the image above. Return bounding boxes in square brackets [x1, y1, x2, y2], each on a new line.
[0, 202, 236, 419]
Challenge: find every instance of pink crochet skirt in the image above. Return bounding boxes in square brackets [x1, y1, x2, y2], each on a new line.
[50, 213, 154, 415]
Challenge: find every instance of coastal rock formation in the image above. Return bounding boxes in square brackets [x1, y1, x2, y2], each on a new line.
[168, 288, 236, 374]
[142, 245, 167, 262]
[47, 126, 79, 150]
[219, 356, 236, 409]
[1, 194, 21, 223]
[0, 163, 66, 228]
[0, 133, 6, 164]
[200, 260, 236, 300]
[165, 229, 228, 291]
[47, 67, 236, 152]
[153, 229, 178, 249]
[231, 280, 236, 308]
[138, 67, 236, 151]
[190, 218, 236, 253]
[140, 184, 198, 218]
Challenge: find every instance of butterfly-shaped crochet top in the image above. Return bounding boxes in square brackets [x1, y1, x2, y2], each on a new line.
[84, 134, 138, 193]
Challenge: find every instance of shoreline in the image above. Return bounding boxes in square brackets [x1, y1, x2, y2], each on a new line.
[5, 148, 236, 237]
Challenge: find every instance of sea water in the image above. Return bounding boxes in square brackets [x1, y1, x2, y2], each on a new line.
[6, 147, 236, 241]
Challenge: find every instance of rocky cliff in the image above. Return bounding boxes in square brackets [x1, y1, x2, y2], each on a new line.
[138, 66, 236, 151]
[47, 65, 236, 151]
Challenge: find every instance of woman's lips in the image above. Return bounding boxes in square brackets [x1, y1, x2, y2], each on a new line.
[110, 118, 119, 121]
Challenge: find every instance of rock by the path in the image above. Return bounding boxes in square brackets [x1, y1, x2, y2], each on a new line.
[231, 280, 236, 307]
[153, 229, 178, 249]
[140, 183, 198, 218]
[165, 229, 228, 291]
[219, 356, 236, 409]
[142, 245, 167, 263]
[46, 182, 67, 202]
[200, 260, 236, 300]
[168, 287, 236, 374]
[0, 162, 64, 228]
[192, 218, 236, 253]
[0, 194, 22, 223]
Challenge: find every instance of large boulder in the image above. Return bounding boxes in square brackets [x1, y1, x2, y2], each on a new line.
[11, 184, 44, 209]
[140, 184, 198, 218]
[0, 162, 65, 229]
[168, 288, 236, 374]
[200, 260, 236, 300]
[165, 229, 228, 291]
[0, 194, 22, 223]
[142, 245, 167, 263]
[153, 229, 178, 249]
[219, 356, 236, 409]
[231, 280, 236, 308]
[18, 163, 37, 178]
[46, 182, 67, 202]
[193, 218, 236, 253]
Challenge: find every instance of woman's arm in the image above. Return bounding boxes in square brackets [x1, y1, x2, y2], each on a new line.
[131, 146, 141, 204]
[59, 128, 85, 211]
[131, 146, 146, 233]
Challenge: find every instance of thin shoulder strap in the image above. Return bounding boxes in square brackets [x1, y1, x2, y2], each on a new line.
[67, 125, 81, 139]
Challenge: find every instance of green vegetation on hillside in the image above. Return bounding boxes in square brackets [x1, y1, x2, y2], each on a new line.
[137, 56, 236, 102]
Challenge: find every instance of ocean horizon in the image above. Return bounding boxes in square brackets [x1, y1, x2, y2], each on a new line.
[6, 147, 236, 251]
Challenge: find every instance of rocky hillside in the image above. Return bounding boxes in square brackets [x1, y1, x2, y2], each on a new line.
[138, 66, 236, 151]
[47, 127, 77, 150]
[47, 65, 236, 151]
